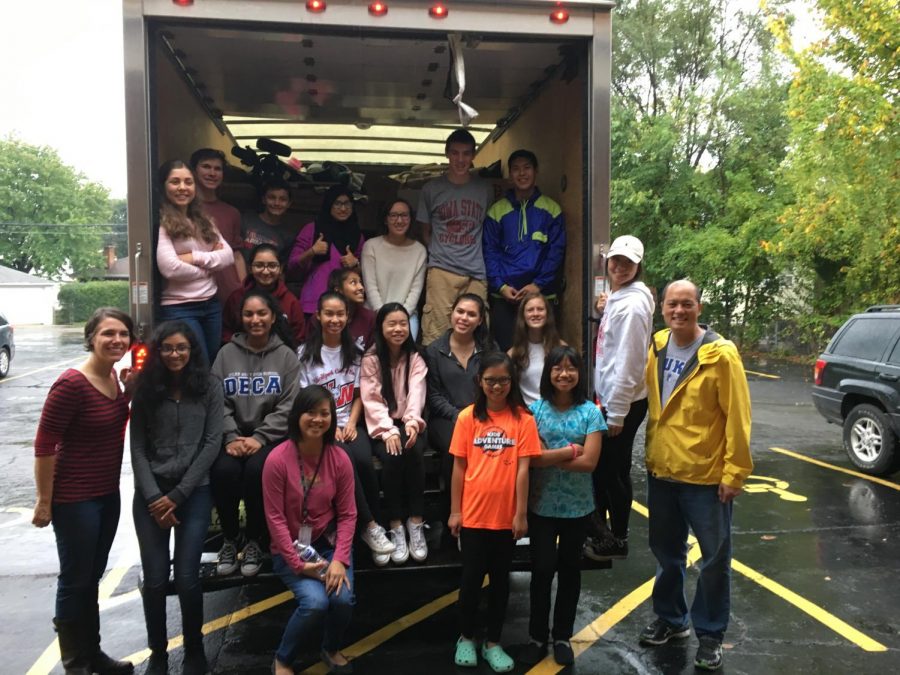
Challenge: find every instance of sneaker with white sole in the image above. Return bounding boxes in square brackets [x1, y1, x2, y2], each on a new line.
[407, 519, 428, 562]
[240, 539, 263, 577]
[372, 550, 391, 567]
[217, 538, 238, 576]
[361, 523, 396, 554]
[389, 524, 409, 564]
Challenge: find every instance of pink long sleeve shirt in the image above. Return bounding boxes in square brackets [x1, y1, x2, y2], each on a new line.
[360, 351, 427, 441]
[262, 440, 357, 573]
[287, 222, 365, 314]
[156, 225, 233, 305]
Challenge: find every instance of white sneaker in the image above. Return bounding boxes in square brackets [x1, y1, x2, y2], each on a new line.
[372, 550, 391, 567]
[389, 524, 409, 564]
[407, 519, 428, 562]
[361, 523, 396, 554]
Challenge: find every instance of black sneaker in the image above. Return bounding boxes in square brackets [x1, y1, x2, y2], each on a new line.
[552, 640, 574, 666]
[518, 638, 547, 665]
[584, 535, 628, 561]
[694, 636, 723, 671]
[639, 618, 691, 646]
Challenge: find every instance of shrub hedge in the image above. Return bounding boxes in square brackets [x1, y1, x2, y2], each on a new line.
[56, 281, 129, 324]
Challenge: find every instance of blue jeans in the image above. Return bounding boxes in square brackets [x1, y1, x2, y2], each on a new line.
[159, 298, 222, 365]
[52, 492, 121, 621]
[133, 485, 212, 650]
[273, 545, 355, 664]
[647, 475, 732, 640]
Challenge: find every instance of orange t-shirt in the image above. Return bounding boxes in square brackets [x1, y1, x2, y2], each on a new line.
[449, 404, 542, 530]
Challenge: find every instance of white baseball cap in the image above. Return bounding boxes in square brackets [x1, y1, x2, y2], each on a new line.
[607, 235, 644, 263]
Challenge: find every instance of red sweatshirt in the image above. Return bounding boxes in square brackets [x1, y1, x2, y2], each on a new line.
[222, 278, 306, 345]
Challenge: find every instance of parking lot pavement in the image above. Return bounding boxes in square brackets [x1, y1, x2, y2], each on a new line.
[3, 348, 899, 674]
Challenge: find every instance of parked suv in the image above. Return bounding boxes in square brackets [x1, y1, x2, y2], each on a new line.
[812, 306, 900, 475]
[0, 312, 14, 379]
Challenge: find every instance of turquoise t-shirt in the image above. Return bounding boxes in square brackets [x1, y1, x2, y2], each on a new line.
[528, 399, 606, 518]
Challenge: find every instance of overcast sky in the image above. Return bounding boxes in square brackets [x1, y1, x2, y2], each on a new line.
[0, 1, 820, 201]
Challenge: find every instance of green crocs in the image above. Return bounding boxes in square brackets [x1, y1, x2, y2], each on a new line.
[454, 637, 478, 668]
[480, 644, 514, 673]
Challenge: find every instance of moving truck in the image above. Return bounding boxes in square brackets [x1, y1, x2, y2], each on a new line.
[123, 0, 613, 580]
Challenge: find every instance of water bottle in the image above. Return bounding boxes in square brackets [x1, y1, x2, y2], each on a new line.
[293, 540, 327, 577]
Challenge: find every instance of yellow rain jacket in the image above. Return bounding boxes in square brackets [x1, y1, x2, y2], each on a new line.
[645, 328, 753, 488]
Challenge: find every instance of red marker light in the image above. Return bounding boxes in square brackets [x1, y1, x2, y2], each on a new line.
[550, 9, 569, 24]
[813, 359, 825, 386]
[429, 3, 448, 19]
[132, 344, 149, 372]
[172, 0, 193, 6]
[368, 2, 388, 16]
[306, 0, 326, 12]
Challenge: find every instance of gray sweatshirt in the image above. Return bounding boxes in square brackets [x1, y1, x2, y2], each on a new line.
[211, 332, 300, 445]
[130, 374, 224, 506]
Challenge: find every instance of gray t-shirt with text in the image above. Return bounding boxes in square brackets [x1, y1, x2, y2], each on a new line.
[417, 175, 492, 279]
[660, 331, 705, 407]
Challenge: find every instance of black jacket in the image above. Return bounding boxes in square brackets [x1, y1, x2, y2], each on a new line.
[425, 331, 497, 421]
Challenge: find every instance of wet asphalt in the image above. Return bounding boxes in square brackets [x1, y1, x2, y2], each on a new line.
[1, 327, 898, 674]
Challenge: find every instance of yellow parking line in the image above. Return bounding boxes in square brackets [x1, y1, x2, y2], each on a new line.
[731, 560, 886, 652]
[26, 641, 61, 675]
[770, 447, 900, 491]
[744, 369, 781, 380]
[0, 357, 82, 385]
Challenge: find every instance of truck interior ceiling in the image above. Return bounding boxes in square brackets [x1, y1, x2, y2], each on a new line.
[150, 19, 590, 343]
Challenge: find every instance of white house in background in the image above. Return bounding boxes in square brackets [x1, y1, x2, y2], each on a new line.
[0, 265, 60, 325]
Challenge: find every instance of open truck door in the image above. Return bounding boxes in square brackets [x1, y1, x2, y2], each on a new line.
[123, 0, 614, 585]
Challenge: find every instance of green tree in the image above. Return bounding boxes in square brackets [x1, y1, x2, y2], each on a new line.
[610, 0, 791, 344]
[0, 136, 111, 279]
[768, 0, 899, 340]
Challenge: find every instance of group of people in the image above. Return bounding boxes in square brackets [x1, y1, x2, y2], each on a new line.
[31, 126, 753, 675]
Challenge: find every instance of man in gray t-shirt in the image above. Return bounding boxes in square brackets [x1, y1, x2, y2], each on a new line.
[416, 128, 493, 345]
[660, 331, 705, 406]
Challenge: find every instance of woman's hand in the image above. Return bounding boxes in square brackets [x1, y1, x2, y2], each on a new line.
[324, 559, 350, 596]
[154, 510, 179, 528]
[334, 426, 346, 443]
[177, 252, 195, 264]
[595, 292, 608, 314]
[340, 246, 358, 268]
[242, 437, 263, 455]
[225, 439, 245, 457]
[311, 233, 329, 257]
[32, 500, 51, 528]
[512, 512, 528, 540]
[404, 422, 419, 449]
[148, 495, 176, 518]
[300, 560, 327, 579]
[448, 513, 462, 538]
[385, 433, 402, 456]
[341, 425, 358, 442]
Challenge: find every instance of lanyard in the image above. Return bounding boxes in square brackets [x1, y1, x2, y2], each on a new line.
[298, 449, 324, 524]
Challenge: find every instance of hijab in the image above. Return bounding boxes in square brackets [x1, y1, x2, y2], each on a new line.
[313, 185, 361, 263]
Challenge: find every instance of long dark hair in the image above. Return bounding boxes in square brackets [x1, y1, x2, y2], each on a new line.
[451, 293, 492, 352]
[300, 291, 360, 370]
[327, 267, 363, 307]
[239, 289, 295, 350]
[132, 320, 210, 413]
[509, 292, 562, 371]
[287, 385, 337, 447]
[372, 302, 419, 412]
[473, 351, 529, 422]
[157, 159, 218, 244]
[539, 345, 588, 405]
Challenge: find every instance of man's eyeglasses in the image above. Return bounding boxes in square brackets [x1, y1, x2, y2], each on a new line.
[251, 262, 281, 271]
[160, 344, 191, 355]
[482, 376, 512, 387]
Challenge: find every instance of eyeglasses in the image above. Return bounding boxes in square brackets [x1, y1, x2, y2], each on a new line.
[482, 376, 512, 387]
[550, 366, 579, 374]
[332, 200, 353, 209]
[160, 344, 191, 355]
[251, 262, 281, 271]
[388, 212, 411, 220]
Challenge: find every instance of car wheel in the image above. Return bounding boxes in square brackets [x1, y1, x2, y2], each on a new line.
[0, 347, 9, 378]
[842, 403, 898, 476]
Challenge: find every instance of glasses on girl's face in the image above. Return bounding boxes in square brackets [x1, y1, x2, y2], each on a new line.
[160, 344, 191, 355]
[388, 212, 411, 220]
[483, 376, 511, 388]
[550, 366, 578, 374]
[251, 262, 280, 271]
[333, 200, 353, 209]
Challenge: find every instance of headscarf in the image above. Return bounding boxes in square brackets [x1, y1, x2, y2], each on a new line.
[313, 185, 361, 263]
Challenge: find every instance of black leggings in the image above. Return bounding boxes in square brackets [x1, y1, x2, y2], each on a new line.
[338, 425, 380, 528]
[459, 527, 515, 643]
[371, 423, 425, 523]
[429, 415, 456, 521]
[528, 512, 590, 642]
[210, 440, 280, 542]
[591, 398, 648, 539]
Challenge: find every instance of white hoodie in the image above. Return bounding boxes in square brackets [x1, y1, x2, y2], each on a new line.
[593, 281, 654, 427]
